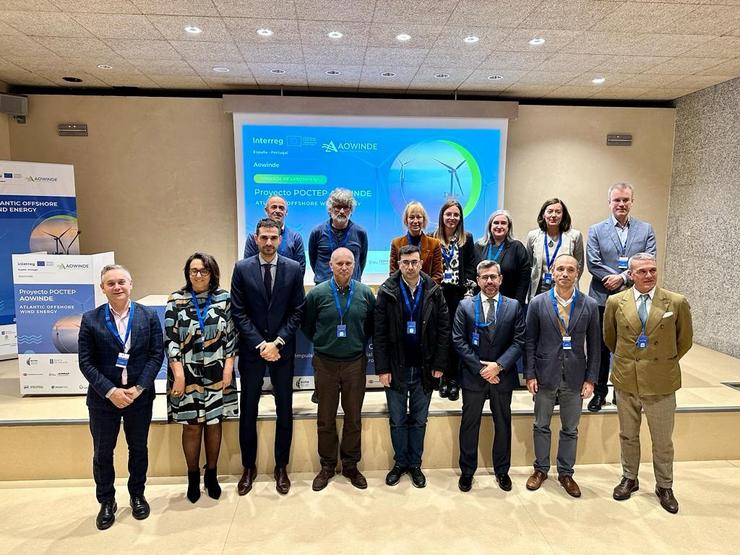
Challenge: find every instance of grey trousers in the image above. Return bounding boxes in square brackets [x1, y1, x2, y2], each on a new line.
[533, 377, 583, 477]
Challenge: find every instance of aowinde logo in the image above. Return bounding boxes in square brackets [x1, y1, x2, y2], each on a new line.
[321, 140, 378, 153]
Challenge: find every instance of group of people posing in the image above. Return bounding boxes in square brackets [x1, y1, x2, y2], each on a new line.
[78, 183, 693, 531]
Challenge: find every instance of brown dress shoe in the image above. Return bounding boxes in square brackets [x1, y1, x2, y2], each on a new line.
[526, 470, 547, 491]
[613, 477, 639, 500]
[274, 466, 291, 495]
[312, 466, 336, 491]
[558, 475, 581, 498]
[237, 467, 257, 496]
[655, 486, 679, 514]
[342, 467, 368, 490]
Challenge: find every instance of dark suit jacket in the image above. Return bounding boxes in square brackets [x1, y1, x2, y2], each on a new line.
[389, 233, 443, 283]
[78, 302, 164, 412]
[524, 290, 601, 391]
[230, 254, 305, 365]
[452, 294, 525, 392]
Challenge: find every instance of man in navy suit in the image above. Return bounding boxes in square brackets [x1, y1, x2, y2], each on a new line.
[78, 264, 164, 530]
[587, 182, 656, 412]
[231, 218, 305, 496]
[453, 259, 525, 492]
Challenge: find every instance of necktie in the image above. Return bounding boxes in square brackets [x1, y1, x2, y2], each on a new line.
[487, 298, 496, 324]
[263, 263, 272, 302]
[638, 294, 649, 327]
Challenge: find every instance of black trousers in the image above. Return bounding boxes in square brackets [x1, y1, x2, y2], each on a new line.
[442, 284, 465, 383]
[239, 357, 294, 469]
[595, 305, 612, 397]
[459, 386, 513, 476]
[89, 401, 153, 503]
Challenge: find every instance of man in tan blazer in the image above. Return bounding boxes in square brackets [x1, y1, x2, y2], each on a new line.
[603, 252, 693, 514]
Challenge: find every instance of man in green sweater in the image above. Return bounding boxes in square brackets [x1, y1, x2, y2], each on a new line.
[302, 247, 376, 491]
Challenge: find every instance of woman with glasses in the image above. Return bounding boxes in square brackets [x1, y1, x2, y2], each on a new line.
[389, 201, 443, 283]
[165, 252, 237, 503]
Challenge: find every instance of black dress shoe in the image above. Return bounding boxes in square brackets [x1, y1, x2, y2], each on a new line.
[311, 390, 319, 404]
[95, 500, 117, 530]
[447, 381, 460, 401]
[458, 474, 473, 492]
[187, 470, 201, 503]
[655, 486, 679, 514]
[588, 394, 606, 413]
[237, 467, 257, 496]
[130, 495, 150, 520]
[409, 467, 426, 488]
[275, 466, 291, 495]
[439, 378, 449, 398]
[613, 477, 639, 500]
[203, 465, 221, 500]
[496, 473, 512, 491]
[385, 464, 407, 486]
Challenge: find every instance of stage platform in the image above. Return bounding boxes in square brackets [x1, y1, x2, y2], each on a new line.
[1, 344, 739, 481]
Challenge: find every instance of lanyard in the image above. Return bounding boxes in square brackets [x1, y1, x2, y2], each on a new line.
[327, 220, 351, 251]
[487, 241, 505, 262]
[330, 278, 354, 325]
[544, 233, 562, 269]
[441, 242, 456, 267]
[400, 278, 423, 319]
[104, 302, 135, 352]
[190, 291, 212, 332]
[549, 288, 578, 335]
[474, 295, 501, 329]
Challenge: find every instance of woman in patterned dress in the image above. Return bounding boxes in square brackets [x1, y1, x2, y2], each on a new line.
[165, 252, 237, 503]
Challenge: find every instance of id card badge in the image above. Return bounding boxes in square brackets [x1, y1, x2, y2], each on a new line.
[543, 272, 553, 285]
[406, 321, 417, 335]
[336, 324, 347, 338]
[618, 256, 629, 270]
[562, 336, 572, 350]
[636, 334, 648, 349]
[443, 270, 453, 281]
[116, 352, 130, 369]
[471, 332, 480, 347]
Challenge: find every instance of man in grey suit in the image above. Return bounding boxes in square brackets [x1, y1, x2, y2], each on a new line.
[453, 259, 525, 493]
[524, 254, 600, 497]
[586, 182, 656, 412]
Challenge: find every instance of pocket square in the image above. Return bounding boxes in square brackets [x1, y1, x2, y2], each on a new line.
[662, 312, 673, 318]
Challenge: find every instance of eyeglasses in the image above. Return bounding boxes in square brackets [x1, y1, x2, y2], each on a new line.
[632, 268, 657, 277]
[189, 269, 211, 277]
[332, 205, 351, 213]
[399, 259, 420, 267]
[478, 274, 500, 281]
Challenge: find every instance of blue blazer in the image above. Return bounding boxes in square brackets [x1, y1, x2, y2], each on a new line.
[524, 291, 601, 392]
[78, 302, 164, 411]
[452, 294, 525, 393]
[586, 216, 656, 306]
[230, 254, 305, 364]
[244, 226, 306, 277]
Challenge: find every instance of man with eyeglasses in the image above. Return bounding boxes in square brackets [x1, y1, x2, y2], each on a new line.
[587, 182, 656, 412]
[603, 252, 692, 514]
[452, 259, 525, 493]
[374, 244, 449, 488]
[244, 195, 306, 276]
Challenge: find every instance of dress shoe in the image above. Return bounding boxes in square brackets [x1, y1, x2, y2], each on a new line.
[95, 500, 117, 530]
[588, 394, 606, 413]
[526, 470, 547, 491]
[439, 378, 449, 398]
[447, 381, 460, 401]
[130, 495, 150, 520]
[458, 474, 473, 492]
[187, 470, 201, 503]
[385, 464, 407, 486]
[496, 473, 512, 492]
[612, 390, 618, 406]
[203, 465, 221, 500]
[312, 466, 336, 491]
[655, 486, 679, 514]
[613, 477, 639, 500]
[311, 390, 319, 404]
[237, 467, 257, 496]
[409, 467, 426, 488]
[558, 475, 582, 498]
[342, 467, 368, 489]
[274, 466, 291, 495]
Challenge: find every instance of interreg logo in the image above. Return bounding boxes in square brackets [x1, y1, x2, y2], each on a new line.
[321, 140, 378, 154]
[26, 175, 58, 183]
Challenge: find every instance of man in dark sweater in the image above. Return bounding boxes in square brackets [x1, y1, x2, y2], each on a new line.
[302, 247, 376, 491]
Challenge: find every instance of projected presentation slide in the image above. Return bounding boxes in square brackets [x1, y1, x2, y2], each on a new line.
[234, 115, 508, 284]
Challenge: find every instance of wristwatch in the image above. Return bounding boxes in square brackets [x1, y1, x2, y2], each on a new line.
[135, 385, 144, 393]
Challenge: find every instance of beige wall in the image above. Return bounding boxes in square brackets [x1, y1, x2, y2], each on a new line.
[0, 113, 9, 160]
[9, 95, 675, 296]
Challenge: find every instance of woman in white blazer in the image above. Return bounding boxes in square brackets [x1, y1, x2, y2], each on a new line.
[525, 198, 584, 302]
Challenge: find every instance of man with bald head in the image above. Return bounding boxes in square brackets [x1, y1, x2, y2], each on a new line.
[244, 195, 306, 276]
[302, 247, 376, 491]
[523, 254, 600, 498]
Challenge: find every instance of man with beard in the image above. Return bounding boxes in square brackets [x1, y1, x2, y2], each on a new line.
[244, 195, 305, 276]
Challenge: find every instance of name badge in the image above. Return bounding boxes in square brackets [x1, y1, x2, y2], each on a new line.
[443, 270, 453, 281]
[543, 272, 553, 285]
[406, 321, 417, 335]
[471, 332, 480, 347]
[636, 334, 648, 349]
[618, 256, 629, 270]
[336, 324, 347, 338]
[116, 352, 130, 369]
[562, 336, 572, 350]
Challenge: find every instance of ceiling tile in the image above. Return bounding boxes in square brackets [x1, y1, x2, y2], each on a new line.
[0, 35, 55, 59]
[680, 36, 740, 57]
[147, 74, 208, 88]
[106, 38, 183, 60]
[302, 45, 367, 65]
[697, 58, 740, 76]
[367, 23, 443, 49]
[0, 11, 93, 37]
[542, 85, 598, 99]
[248, 62, 305, 83]
[359, 65, 417, 88]
[189, 59, 251, 77]
[51, 0, 140, 14]
[408, 66, 474, 88]
[0, 67, 56, 85]
[129, 58, 196, 75]
[238, 43, 303, 63]
[565, 72, 637, 87]
[424, 47, 493, 68]
[629, 34, 714, 57]
[495, 29, 581, 53]
[100, 74, 160, 87]
[650, 56, 733, 75]
[671, 74, 734, 89]
[131, 0, 221, 16]
[637, 88, 698, 100]
[478, 50, 550, 70]
[520, 0, 622, 31]
[592, 55, 668, 73]
[298, 20, 369, 46]
[306, 64, 362, 87]
[498, 84, 557, 98]
[294, 0, 374, 22]
[363, 46, 428, 66]
[202, 74, 257, 87]
[0, 0, 59, 10]
[224, 17, 300, 44]
[70, 14, 164, 40]
[588, 87, 651, 99]
[458, 68, 526, 91]
[561, 32, 644, 55]
[146, 15, 231, 41]
[659, 5, 740, 35]
[372, 0, 458, 25]
[37, 70, 110, 87]
[516, 70, 583, 86]
[618, 72, 689, 87]
[431, 26, 511, 50]
[447, 0, 542, 27]
[212, 0, 296, 18]
[592, 2, 696, 32]
[0, 20, 22, 35]
[33, 36, 116, 58]
[169, 40, 242, 61]
[535, 53, 610, 73]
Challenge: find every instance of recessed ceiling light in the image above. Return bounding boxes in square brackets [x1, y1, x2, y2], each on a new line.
[396, 33, 411, 42]
[62, 76, 82, 82]
[592, 76, 606, 84]
[488, 74, 503, 80]
[326, 70, 341, 75]
[381, 71, 396, 77]
[212, 66, 230, 73]
[270, 69, 286, 74]
[528, 37, 545, 46]
[96, 64, 112, 70]
[327, 31, 343, 39]
[184, 25, 202, 34]
[463, 35, 479, 44]
[434, 73, 450, 79]
[257, 28, 273, 37]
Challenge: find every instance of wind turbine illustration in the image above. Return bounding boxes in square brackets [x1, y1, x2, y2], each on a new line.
[43, 228, 71, 254]
[397, 158, 414, 203]
[63, 230, 81, 254]
[434, 158, 467, 197]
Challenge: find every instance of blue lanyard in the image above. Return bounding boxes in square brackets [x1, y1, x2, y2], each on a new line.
[278, 226, 288, 255]
[549, 288, 578, 335]
[441, 242, 456, 267]
[400, 279, 423, 319]
[474, 295, 501, 329]
[544, 233, 562, 269]
[190, 291, 212, 332]
[330, 278, 354, 325]
[104, 302, 135, 352]
[327, 220, 351, 251]
[487, 241, 505, 262]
